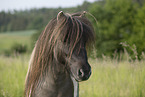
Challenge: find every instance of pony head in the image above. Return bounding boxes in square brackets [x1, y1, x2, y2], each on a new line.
[54, 11, 94, 81]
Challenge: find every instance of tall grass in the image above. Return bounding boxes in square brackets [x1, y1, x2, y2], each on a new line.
[0, 55, 145, 97]
[80, 59, 145, 97]
[0, 55, 29, 97]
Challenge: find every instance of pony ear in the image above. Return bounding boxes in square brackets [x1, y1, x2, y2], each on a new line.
[71, 11, 87, 17]
[80, 11, 87, 17]
[57, 11, 66, 21]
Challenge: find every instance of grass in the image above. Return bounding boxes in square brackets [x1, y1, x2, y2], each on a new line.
[0, 30, 36, 53]
[0, 31, 144, 97]
[0, 55, 29, 97]
[80, 59, 145, 97]
[0, 55, 144, 97]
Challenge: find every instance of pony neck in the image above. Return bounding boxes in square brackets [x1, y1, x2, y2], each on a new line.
[49, 60, 79, 97]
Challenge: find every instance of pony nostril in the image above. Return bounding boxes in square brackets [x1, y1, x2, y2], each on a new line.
[78, 69, 84, 77]
[77, 68, 91, 81]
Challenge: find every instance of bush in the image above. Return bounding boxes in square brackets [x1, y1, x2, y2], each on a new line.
[89, 0, 145, 58]
[11, 43, 27, 54]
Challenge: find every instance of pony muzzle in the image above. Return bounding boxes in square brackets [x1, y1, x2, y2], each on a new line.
[77, 67, 91, 81]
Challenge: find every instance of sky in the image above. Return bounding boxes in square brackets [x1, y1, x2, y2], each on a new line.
[0, 0, 96, 12]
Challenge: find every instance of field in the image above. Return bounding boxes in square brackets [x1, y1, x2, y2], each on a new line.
[0, 55, 145, 97]
[0, 30, 36, 54]
[0, 30, 145, 97]
[80, 59, 145, 97]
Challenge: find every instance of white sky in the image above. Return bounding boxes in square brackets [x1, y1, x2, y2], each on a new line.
[0, 0, 96, 11]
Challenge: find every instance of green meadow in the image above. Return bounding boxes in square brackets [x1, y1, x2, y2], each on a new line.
[0, 55, 145, 97]
[80, 59, 145, 97]
[0, 30, 36, 54]
[0, 30, 145, 97]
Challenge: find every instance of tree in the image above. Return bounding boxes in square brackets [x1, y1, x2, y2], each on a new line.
[89, 0, 142, 57]
[129, 2, 145, 56]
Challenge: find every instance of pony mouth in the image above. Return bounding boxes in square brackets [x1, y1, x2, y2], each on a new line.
[74, 75, 91, 82]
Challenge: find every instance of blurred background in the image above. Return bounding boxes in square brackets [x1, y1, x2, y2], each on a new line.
[0, 0, 145, 97]
[0, 0, 96, 56]
[0, 0, 145, 59]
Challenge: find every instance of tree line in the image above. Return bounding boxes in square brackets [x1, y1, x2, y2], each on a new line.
[0, 1, 91, 32]
[0, 0, 145, 58]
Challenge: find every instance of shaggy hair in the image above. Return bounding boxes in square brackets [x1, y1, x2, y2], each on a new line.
[25, 11, 95, 97]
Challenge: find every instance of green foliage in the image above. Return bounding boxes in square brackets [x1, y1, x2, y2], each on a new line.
[89, 0, 145, 58]
[0, 1, 91, 32]
[129, 4, 145, 56]
[11, 43, 27, 54]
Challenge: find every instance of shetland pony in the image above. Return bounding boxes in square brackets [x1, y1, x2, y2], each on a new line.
[25, 11, 95, 97]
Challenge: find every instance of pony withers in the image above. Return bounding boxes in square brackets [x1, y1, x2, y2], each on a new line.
[25, 11, 95, 97]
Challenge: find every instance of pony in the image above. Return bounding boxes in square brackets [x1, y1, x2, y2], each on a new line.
[25, 11, 95, 97]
